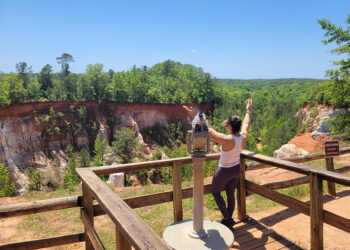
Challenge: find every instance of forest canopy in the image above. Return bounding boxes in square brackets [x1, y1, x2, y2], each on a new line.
[0, 57, 324, 155]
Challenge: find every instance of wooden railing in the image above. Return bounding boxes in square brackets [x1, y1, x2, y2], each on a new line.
[0, 147, 349, 249]
[239, 149, 350, 250]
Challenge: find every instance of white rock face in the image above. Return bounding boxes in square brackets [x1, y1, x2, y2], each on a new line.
[311, 109, 347, 139]
[107, 173, 124, 187]
[273, 144, 310, 159]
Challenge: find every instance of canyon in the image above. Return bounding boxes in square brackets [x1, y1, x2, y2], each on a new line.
[0, 101, 210, 193]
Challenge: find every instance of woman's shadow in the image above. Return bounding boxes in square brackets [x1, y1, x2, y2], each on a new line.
[228, 217, 301, 249]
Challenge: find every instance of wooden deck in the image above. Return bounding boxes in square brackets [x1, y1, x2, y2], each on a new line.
[229, 217, 303, 250]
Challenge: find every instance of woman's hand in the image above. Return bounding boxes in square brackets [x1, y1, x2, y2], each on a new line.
[182, 105, 196, 118]
[246, 98, 253, 113]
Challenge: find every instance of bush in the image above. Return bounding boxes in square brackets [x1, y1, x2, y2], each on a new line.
[26, 167, 41, 191]
[80, 147, 91, 168]
[63, 144, 80, 188]
[112, 127, 139, 163]
[0, 164, 16, 196]
[92, 134, 108, 166]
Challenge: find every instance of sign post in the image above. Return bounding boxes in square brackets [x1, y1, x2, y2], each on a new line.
[324, 140, 339, 196]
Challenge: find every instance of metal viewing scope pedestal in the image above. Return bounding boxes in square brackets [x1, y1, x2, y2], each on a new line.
[163, 112, 234, 250]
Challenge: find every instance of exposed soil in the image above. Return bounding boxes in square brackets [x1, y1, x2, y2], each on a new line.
[288, 132, 328, 152]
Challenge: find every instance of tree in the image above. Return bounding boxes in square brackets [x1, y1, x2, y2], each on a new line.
[80, 147, 91, 168]
[108, 69, 114, 79]
[85, 64, 108, 101]
[107, 72, 129, 102]
[0, 76, 10, 107]
[27, 80, 42, 101]
[63, 144, 80, 187]
[112, 127, 139, 163]
[0, 164, 16, 196]
[39, 64, 53, 92]
[15, 62, 32, 88]
[318, 14, 350, 137]
[92, 134, 108, 166]
[6, 74, 27, 103]
[318, 15, 350, 108]
[162, 60, 177, 78]
[56, 53, 74, 76]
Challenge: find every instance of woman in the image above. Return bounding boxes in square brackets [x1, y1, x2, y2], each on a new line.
[183, 99, 252, 227]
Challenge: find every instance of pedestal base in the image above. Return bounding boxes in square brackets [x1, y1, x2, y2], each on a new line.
[163, 219, 234, 250]
[188, 228, 208, 239]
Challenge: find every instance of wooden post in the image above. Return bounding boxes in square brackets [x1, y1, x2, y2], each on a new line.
[82, 183, 94, 250]
[310, 173, 323, 250]
[325, 157, 336, 196]
[237, 156, 247, 220]
[116, 227, 131, 250]
[172, 162, 183, 222]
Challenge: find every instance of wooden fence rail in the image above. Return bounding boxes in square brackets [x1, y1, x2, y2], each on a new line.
[240, 150, 350, 250]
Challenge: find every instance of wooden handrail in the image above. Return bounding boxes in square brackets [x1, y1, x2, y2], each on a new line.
[248, 165, 350, 192]
[89, 154, 221, 175]
[246, 147, 350, 171]
[242, 150, 350, 186]
[89, 147, 350, 175]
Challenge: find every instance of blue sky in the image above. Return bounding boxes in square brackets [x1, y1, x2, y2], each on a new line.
[0, 0, 349, 78]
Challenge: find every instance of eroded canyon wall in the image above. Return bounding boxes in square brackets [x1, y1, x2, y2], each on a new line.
[0, 101, 210, 193]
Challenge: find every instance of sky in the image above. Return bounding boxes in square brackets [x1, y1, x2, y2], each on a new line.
[0, 0, 349, 79]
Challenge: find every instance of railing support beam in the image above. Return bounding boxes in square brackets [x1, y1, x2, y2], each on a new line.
[310, 173, 323, 250]
[116, 227, 131, 250]
[82, 183, 94, 250]
[172, 162, 183, 222]
[237, 157, 247, 220]
[325, 157, 336, 196]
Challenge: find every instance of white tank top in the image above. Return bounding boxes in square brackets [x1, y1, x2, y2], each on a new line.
[218, 134, 243, 168]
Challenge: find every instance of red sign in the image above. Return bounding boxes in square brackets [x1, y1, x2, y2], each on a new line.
[324, 140, 339, 158]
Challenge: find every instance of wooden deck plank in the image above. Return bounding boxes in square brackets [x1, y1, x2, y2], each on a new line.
[238, 233, 282, 249]
[233, 224, 265, 240]
[237, 228, 279, 246]
[279, 244, 305, 250]
[233, 222, 265, 238]
[260, 237, 296, 250]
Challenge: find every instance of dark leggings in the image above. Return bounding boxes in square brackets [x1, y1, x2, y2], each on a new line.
[211, 165, 240, 220]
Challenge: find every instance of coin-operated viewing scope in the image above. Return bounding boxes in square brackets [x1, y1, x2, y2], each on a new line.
[187, 112, 210, 158]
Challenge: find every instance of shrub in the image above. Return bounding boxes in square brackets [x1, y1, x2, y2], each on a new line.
[80, 147, 91, 168]
[92, 134, 108, 166]
[63, 144, 80, 188]
[0, 164, 16, 196]
[112, 127, 139, 163]
[26, 167, 41, 191]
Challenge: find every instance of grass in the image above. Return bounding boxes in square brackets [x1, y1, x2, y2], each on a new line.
[303, 159, 348, 169]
